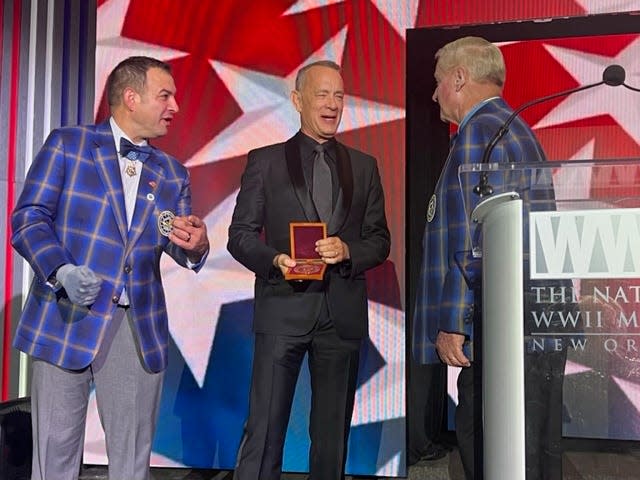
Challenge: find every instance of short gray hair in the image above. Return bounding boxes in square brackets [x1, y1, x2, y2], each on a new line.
[294, 60, 341, 91]
[435, 37, 505, 87]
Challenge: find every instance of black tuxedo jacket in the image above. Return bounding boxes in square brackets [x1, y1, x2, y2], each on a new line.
[227, 132, 390, 339]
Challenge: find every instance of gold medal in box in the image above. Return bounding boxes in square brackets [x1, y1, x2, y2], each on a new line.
[285, 222, 327, 281]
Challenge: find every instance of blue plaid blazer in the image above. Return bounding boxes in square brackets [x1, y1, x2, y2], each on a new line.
[412, 98, 546, 364]
[11, 121, 200, 372]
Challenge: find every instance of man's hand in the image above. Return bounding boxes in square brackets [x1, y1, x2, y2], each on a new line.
[170, 215, 209, 263]
[273, 253, 297, 276]
[315, 236, 350, 264]
[435, 331, 471, 367]
[56, 264, 102, 306]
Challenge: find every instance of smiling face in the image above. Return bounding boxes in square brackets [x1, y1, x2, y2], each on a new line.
[128, 67, 179, 142]
[291, 65, 344, 143]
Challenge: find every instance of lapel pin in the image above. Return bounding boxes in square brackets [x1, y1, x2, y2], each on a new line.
[149, 180, 157, 189]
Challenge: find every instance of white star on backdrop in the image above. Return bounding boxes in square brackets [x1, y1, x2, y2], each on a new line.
[533, 39, 640, 146]
[186, 27, 405, 167]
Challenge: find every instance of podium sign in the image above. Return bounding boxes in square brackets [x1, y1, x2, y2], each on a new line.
[459, 159, 640, 479]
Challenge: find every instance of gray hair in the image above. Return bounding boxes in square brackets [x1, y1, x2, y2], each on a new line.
[294, 60, 341, 90]
[435, 37, 505, 87]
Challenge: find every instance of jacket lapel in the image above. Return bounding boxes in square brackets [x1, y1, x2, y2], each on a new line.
[328, 141, 353, 234]
[285, 137, 317, 221]
[126, 154, 165, 251]
[92, 122, 128, 243]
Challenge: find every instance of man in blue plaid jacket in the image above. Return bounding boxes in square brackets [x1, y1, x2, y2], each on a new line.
[412, 37, 550, 479]
[11, 56, 209, 480]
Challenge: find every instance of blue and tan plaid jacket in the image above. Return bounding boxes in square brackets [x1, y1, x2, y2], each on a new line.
[11, 121, 200, 372]
[412, 97, 546, 364]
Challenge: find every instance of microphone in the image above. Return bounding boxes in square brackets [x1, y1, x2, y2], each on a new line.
[608, 64, 640, 93]
[473, 64, 626, 197]
[603, 64, 625, 86]
[600, 63, 640, 91]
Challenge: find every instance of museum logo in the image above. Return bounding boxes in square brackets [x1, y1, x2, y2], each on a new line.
[530, 208, 640, 279]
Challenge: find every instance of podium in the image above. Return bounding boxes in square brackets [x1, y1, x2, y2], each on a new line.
[459, 159, 640, 479]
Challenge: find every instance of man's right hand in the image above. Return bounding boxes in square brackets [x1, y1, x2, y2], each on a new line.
[435, 331, 471, 367]
[273, 253, 297, 276]
[56, 264, 102, 306]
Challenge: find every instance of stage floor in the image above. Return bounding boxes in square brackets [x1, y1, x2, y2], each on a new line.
[77, 447, 640, 479]
[79, 452, 452, 479]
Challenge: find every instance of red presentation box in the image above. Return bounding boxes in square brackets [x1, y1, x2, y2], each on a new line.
[285, 222, 327, 280]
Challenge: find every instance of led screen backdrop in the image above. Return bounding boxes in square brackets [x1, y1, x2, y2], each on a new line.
[87, 0, 640, 476]
[89, 0, 407, 476]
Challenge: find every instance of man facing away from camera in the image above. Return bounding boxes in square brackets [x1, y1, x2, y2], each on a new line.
[412, 37, 562, 479]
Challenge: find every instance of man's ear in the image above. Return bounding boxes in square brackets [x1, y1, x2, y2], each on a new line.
[290, 90, 302, 113]
[123, 87, 138, 111]
[453, 66, 467, 91]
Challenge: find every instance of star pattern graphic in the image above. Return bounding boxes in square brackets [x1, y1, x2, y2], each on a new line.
[85, 0, 640, 475]
[186, 28, 405, 167]
[90, 0, 410, 474]
[534, 38, 640, 145]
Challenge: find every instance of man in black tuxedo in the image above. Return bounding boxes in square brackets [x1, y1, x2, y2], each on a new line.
[227, 60, 390, 480]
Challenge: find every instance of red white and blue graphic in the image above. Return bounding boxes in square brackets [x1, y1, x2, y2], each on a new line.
[87, 0, 640, 476]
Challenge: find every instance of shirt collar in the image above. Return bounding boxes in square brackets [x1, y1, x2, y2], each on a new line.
[109, 117, 149, 156]
[297, 130, 337, 161]
[458, 96, 500, 132]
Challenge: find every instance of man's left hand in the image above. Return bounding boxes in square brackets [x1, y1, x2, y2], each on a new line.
[435, 331, 470, 368]
[170, 215, 209, 263]
[315, 236, 350, 264]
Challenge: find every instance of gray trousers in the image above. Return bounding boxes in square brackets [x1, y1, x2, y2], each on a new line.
[30, 307, 164, 480]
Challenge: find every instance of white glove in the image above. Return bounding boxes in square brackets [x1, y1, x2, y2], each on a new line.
[56, 264, 102, 306]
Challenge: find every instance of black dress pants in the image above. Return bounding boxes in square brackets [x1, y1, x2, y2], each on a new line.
[233, 316, 361, 480]
[407, 357, 447, 464]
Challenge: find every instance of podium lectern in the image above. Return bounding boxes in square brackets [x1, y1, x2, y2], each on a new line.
[459, 159, 640, 479]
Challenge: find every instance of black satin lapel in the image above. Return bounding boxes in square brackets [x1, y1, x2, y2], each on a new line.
[285, 138, 318, 221]
[329, 142, 353, 233]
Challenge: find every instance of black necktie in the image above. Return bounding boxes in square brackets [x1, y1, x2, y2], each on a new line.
[312, 144, 332, 222]
[119, 137, 152, 162]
